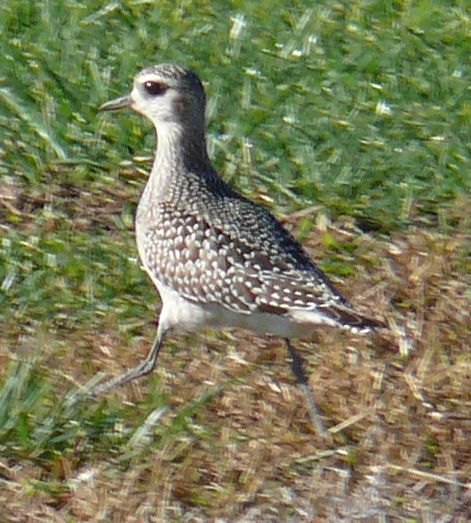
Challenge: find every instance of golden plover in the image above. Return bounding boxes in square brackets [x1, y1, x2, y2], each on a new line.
[95, 63, 384, 434]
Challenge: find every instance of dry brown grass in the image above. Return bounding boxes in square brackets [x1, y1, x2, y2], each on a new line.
[1, 197, 470, 522]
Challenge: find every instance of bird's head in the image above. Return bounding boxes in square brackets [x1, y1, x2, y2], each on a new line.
[100, 63, 206, 130]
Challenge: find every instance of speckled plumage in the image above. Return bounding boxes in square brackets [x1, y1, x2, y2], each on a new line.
[140, 172, 363, 323]
[94, 64, 384, 432]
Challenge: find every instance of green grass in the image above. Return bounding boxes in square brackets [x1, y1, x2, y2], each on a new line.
[1, 1, 470, 221]
[0, 1, 470, 520]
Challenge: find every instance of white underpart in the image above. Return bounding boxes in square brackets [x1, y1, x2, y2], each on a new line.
[153, 278, 340, 338]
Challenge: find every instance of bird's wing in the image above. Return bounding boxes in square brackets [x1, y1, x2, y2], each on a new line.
[141, 198, 382, 331]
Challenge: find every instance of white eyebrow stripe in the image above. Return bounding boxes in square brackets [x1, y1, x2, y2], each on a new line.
[138, 74, 166, 84]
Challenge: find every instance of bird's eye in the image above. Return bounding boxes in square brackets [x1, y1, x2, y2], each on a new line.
[143, 81, 168, 96]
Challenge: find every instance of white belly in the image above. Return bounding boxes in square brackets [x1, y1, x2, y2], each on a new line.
[155, 280, 216, 334]
[152, 277, 331, 339]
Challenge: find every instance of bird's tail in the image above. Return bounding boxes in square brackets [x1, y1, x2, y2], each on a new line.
[327, 304, 386, 334]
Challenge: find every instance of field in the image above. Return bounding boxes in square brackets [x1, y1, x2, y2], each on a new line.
[0, 1, 470, 521]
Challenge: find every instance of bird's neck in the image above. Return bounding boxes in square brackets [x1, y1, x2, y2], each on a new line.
[145, 122, 210, 200]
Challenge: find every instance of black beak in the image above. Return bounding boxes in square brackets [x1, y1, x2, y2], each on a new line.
[99, 94, 133, 112]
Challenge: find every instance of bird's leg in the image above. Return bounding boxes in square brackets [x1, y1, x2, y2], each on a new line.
[285, 339, 326, 435]
[90, 324, 168, 396]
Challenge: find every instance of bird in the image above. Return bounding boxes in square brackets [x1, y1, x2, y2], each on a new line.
[94, 63, 384, 434]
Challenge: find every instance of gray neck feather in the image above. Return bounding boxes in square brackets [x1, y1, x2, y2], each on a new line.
[143, 122, 210, 205]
